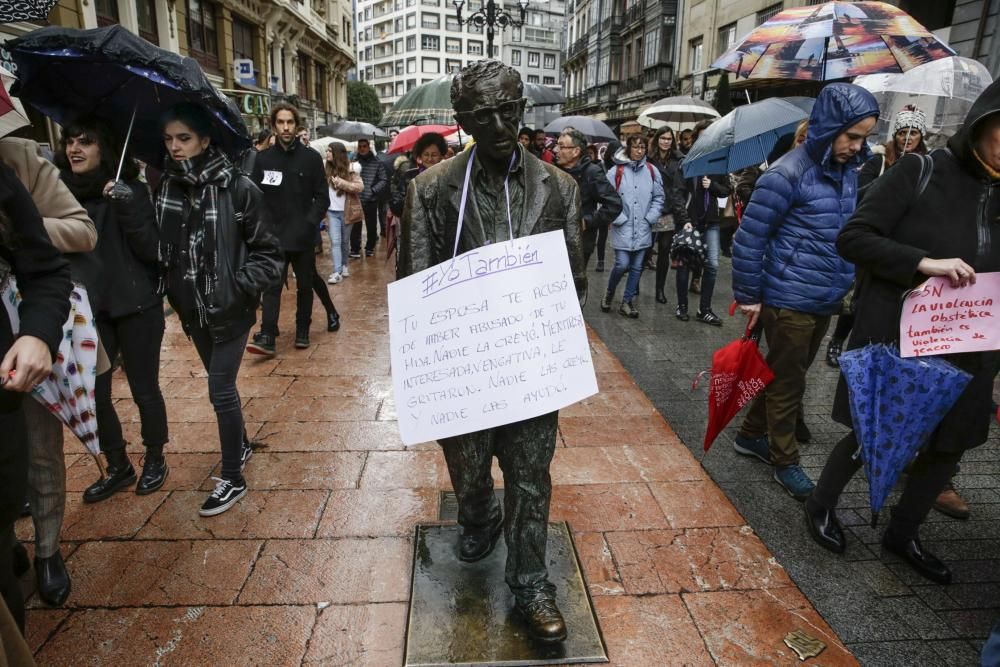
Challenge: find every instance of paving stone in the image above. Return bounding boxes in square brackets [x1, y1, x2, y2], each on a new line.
[593, 595, 714, 666]
[65, 540, 262, 607]
[303, 603, 407, 666]
[223, 451, 367, 490]
[316, 488, 439, 537]
[34, 606, 315, 667]
[550, 483, 670, 532]
[253, 420, 406, 451]
[238, 538, 411, 605]
[649, 480, 746, 528]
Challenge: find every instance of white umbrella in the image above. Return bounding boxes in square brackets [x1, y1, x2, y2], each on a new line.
[310, 135, 358, 156]
[854, 56, 993, 140]
[641, 95, 720, 124]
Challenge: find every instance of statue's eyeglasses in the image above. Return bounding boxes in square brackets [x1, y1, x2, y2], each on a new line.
[456, 98, 526, 126]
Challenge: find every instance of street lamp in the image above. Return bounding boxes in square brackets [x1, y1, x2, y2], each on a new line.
[453, 0, 529, 59]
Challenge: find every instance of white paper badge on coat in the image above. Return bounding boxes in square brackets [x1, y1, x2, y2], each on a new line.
[262, 170, 283, 186]
[388, 230, 599, 446]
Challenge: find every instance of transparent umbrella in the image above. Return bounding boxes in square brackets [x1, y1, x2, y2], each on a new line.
[854, 56, 994, 140]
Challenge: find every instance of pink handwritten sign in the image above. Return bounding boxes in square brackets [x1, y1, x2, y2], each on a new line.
[900, 272, 1000, 358]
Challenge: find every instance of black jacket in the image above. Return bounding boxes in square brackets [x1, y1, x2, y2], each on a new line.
[162, 173, 282, 343]
[562, 156, 623, 230]
[61, 176, 160, 318]
[390, 160, 419, 218]
[357, 151, 388, 204]
[832, 79, 1000, 453]
[685, 172, 731, 227]
[251, 139, 329, 252]
[650, 156, 693, 228]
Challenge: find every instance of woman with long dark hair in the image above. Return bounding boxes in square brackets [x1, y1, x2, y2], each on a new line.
[324, 143, 362, 284]
[646, 125, 684, 304]
[155, 103, 281, 516]
[54, 118, 171, 504]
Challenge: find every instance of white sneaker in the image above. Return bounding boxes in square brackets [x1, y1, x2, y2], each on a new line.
[327, 272, 342, 284]
[341, 266, 350, 277]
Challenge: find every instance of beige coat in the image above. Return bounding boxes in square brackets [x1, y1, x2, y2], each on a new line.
[0, 138, 110, 373]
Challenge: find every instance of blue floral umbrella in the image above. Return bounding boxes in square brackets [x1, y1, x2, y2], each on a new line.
[838, 344, 972, 526]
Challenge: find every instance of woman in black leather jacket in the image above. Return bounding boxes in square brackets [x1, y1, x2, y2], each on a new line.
[155, 103, 281, 517]
[55, 118, 171, 504]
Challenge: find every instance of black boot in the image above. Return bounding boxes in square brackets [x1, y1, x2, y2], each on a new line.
[35, 551, 71, 607]
[136, 451, 169, 496]
[294, 329, 310, 349]
[516, 598, 568, 643]
[882, 533, 951, 584]
[83, 457, 136, 503]
[458, 513, 503, 562]
[655, 289, 667, 304]
[804, 498, 846, 554]
[327, 309, 341, 332]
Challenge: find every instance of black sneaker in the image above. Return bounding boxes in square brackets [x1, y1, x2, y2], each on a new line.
[365, 249, 375, 257]
[199, 477, 248, 516]
[327, 311, 341, 332]
[675, 305, 690, 322]
[349, 251, 361, 259]
[246, 332, 276, 356]
[294, 331, 310, 349]
[595, 260, 604, 272]
[240, 440, 254, 470]
[696, 309, 723, 326]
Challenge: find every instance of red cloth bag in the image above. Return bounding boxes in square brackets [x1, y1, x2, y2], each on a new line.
[699, 323, 774, 451]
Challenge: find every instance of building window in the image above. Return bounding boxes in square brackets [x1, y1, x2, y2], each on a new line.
[396, 81, 405, 95]
[644, 27, 660, 66]
[717, 23, 736, 57]
[396, 59, 404, 75]
[406, 12, 416, 28]
[232, 16, 255, 68]
[543, 53, 556, 69]
[543, 76, 555, 85]
[187, 0, 219, 70]
[527, 74, 539, 83]
[689, 36, 703, 72]
[757, 3, 783, 25]
[511, 27, 521, 42]
[422, 35, 440, 50]
[395, 38, 404, 53]
[395, 17, 403, 31]
[421, 0, 439, 5]
[407, 57, 417, 73]
[446, 58, 462, 72]
[421, 12, 440, 29]
[446, 16, 461, 31]
[446, 37, 462, 53]
[407, 79, 417, 91]
[297, 52, 310, 99]
[315, 63, 326, 106]
[344, 18, 351, 46]
[527, 51, 540, 67]
[468, 40, 483, 55]
[95, 0, 119, 26]
[137, 0, 159, 44]
[511, 49, 521, 66]
[422, 57, 440, 73]
[406, 35, 416, 51]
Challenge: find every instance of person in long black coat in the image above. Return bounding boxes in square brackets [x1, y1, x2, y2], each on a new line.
[805, 78, 1000, 585]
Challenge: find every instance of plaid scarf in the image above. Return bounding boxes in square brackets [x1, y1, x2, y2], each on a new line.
[156, 145, 235, 325]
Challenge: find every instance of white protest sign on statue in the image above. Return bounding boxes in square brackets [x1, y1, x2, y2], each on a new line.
[388, 230, 598, 446]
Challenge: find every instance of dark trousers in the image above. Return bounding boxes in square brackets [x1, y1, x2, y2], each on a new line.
[94, 306, 168, 461]
[740, 307, 829, 466]
[439, 412, 558, 603]
[812, 431, 962, 540]
[582, 225, 611, 268]
[654, 230, 675, 294]
[351, 201, 379, 254]
[832, 312, 855, 342]
[596, 225, 608, 262]
[0, 408, 26, 633]
[311, 269, 338, 316]
[261, 251, 314, 337]
[187, 325, 250, 481]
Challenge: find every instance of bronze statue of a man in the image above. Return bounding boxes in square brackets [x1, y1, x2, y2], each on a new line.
[398, 60, 585, 642]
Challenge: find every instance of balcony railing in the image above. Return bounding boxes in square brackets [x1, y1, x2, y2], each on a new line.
[568, 37, 587, 59]
[624, 4, 642, 25]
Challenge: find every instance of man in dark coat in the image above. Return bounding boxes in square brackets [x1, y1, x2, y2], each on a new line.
[554, 128, 622, 269]
[732, 83, 879, 501]
[249, 102, 330, 354]
[398, 60, 584, 643]
[805, 78, 1000, 585]
[352, 138, 388, 257]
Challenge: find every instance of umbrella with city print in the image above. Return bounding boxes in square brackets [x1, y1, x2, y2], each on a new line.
[713, 1, 954, 82]
[381, 73, 565, 127]
[8, 24, 251, 164]
[0, 0, 57, 23]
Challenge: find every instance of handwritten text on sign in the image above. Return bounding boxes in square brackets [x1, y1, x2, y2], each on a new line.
[388, 231, 598, 445]
[900, 272, 1000, 358]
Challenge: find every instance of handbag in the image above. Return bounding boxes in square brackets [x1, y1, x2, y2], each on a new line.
[345, 192, 364, 225]
[650, 212, 674, 233]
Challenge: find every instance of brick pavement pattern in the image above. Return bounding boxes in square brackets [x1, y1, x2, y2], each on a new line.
[18, 246, 859, 666]
[582, 255, 1000, 667]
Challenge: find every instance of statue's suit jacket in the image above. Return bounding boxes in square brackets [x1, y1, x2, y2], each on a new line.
[397, 147, 586, 300]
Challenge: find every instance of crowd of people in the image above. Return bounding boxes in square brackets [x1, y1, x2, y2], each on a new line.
[0, 57, 998, 659]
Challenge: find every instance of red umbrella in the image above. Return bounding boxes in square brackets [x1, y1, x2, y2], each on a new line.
[696, 322, 774, 451]
[388, 124, 456, 154]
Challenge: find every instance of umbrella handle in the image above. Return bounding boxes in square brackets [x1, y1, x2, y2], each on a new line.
[114, 106, 137, 184]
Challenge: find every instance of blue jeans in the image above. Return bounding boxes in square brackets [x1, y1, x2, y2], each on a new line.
[983, 621, 1000, 667]
[607, 249, 645, 303]
[327, 210, 348, 274]
[676, 223, 719, 312]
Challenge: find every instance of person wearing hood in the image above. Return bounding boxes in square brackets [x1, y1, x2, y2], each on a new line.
[555, 128, 622, 270]
[602, 135, 664, 318]
[805, 79, 1000, 585]
[731, 82, 879, 501]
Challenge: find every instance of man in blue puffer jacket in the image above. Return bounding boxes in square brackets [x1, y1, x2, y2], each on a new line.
[731, 83, 879, 501]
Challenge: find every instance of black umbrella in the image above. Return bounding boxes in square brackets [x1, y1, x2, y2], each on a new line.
[0, 0, 57, 23]
[8, 25, 250, 165]
[316, 120, 387, 141]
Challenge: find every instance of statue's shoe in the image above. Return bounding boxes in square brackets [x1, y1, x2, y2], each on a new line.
[517, 598, 568, 643]
[458, 514, 503, 562]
